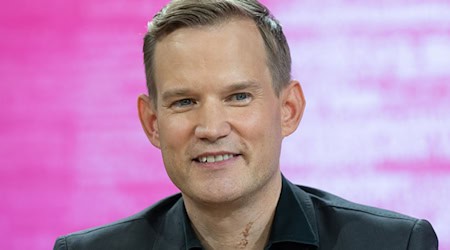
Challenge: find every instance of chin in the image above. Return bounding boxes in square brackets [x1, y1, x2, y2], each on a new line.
[197, 194, 243, 206]
[187, 185, 246, 205]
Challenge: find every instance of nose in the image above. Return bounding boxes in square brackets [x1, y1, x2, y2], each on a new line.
[194, 101, 231, 142]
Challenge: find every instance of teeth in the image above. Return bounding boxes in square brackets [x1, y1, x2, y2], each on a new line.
[198, 154, 234, 163]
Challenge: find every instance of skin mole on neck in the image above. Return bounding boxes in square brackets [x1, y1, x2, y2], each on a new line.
[238, 221, 254, 248]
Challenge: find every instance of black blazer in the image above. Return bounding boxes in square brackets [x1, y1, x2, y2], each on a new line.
[54, 177, 438, 249]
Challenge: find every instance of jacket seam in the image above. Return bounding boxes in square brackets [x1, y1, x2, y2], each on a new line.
[321, 204, 415, 222]
[63, 236, 69, 250]
[405, 219, 419, 249]
[65, 217, 146, 238]
[151, 216, 165, 250]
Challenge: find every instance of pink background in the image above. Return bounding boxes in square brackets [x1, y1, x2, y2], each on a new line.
[1, 0, 449, 249]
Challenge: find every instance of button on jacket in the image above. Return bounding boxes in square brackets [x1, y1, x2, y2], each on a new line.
[54, 176, 438, 249]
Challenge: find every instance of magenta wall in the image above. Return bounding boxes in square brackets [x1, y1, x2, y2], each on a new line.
[1, 0, 449, 249]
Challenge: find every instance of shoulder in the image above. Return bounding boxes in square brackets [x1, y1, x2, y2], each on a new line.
[296, 184, 438, 249]
[300, 184, 416, 222]
[54, 193, 183, 250]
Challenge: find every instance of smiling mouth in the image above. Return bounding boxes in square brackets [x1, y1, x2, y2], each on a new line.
[194, 154, 239, 163]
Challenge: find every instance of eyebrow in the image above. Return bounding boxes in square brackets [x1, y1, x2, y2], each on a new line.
[161, 87, 193, 102]
[224, 80, 261, 93]
[160, 80, 262, 102]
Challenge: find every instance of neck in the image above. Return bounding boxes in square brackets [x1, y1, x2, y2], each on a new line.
[183, 173, 282, 250]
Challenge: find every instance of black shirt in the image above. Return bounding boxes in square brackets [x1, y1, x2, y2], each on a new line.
[54, 176, 438, 249]
[184, 176, 319, 249]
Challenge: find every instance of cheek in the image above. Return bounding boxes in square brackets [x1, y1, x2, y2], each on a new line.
[250, 101, 281, 126]
[233, 104, 282, 142]
[158, 115, 194, 149]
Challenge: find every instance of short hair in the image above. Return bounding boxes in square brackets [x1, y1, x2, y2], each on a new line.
[143, 0, 291, 103]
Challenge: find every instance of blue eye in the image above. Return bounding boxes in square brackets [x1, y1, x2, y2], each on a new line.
[227, 92, 252, 105]
[234, 93, 249, 101]
[235, 93, 248, 101]
[173, 98, 195, 107]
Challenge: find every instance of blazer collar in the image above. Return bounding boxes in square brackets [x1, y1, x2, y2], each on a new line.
[156, 175, 319, 249]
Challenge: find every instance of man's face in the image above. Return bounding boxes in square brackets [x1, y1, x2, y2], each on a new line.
[146, 19, 290, 204]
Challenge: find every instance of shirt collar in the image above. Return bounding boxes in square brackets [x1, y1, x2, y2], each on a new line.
[181, 201, 203, 249]
[181, 175, 319, 249]
[266, 175, 319, 247]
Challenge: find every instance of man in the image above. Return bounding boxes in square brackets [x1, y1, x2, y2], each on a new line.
[54, 0, 438, 249]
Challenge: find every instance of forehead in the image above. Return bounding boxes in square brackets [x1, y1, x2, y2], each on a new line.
[152, 18, 271, 91]
[155, 17, 262, 51]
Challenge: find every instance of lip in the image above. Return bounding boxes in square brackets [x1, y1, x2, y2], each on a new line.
[193, 151, 238, 159]
[192, 151, 241, 168]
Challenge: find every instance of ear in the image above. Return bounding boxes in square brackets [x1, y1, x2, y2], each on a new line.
[137, 94, 161, 149]
[280, 80, 306, 137]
